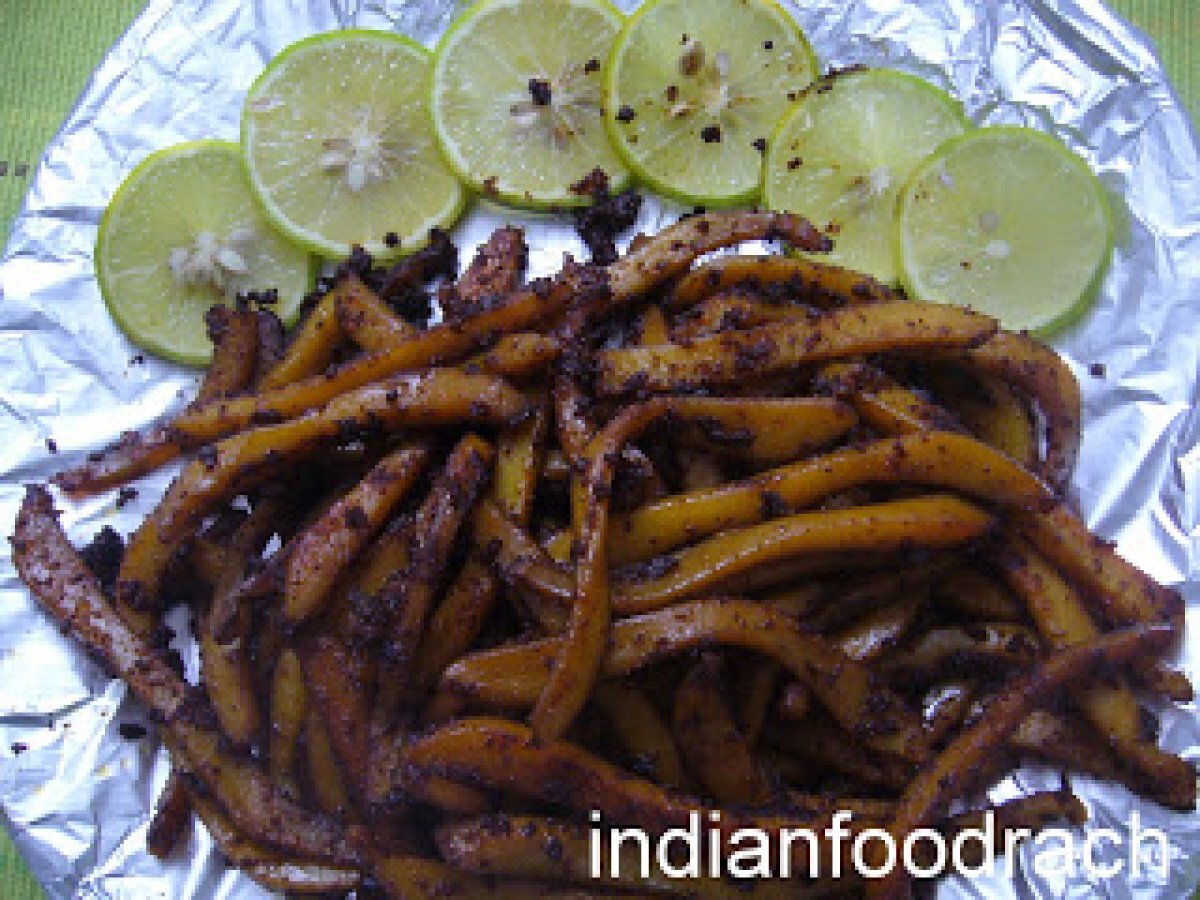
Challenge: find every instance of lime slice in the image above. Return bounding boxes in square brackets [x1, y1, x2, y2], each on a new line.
[896, 126, 1113, 336]
[431, 0, 628, 208]
[764, 67, 968, 283]
[242, 30, 466, 259]
[604, 0, 817, 206]
[95, 140, 312, 367]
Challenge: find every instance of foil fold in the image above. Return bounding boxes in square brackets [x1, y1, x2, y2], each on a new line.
[1, 0, 1198, 896]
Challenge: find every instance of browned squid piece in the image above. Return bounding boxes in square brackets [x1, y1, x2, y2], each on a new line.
[12, 486, 360, 873]
[374, 434, 497, 719]
[52, 303, 266, 497]
[442, 225, 528, 320]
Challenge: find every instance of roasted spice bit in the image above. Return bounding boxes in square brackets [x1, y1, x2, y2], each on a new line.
[383, 231, 400, 248]
[584, 58, 600, 74]
[572, 182, 643, 266]
[679, 37, 705, 77]
[544, 835, 564, 861]
[116, 486, 139, 509]
[700, 124, 722, 144]
[197, 445, 219, 471]
[1089, 362, 1106, 379]
[118, 722, 149, 741]
[694, 415, 753, 445]
[615, 104, 636, 124]
[446, 225, 528, 321]
[752, 137, 767, 154]
[763, 39, 774, 50]
[79, 525, 125, 595]
[45, 438, 58, 455]
[528, 77, 553, 106]
[570, 167, 610, 198]
[616, 554, 681, 583]
[482, 175, 500, 195]
[787, 157, 803, 170]
[759, 489, 789, 519]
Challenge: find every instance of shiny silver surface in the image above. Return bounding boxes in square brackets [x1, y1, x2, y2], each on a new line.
[0, 0, 1196, 896]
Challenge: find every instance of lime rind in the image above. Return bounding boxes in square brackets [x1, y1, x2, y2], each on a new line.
[430, 0, 630, 209]
[95, 139, 313, 366]
[241, 29, 467, 260]
[763, 67, 968, 284]
[603, 0, 818, 207]
[895, 125, 1113, 337]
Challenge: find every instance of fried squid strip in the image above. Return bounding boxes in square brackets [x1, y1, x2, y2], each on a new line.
[436, 814, 804, 898]
[12, 487, 358, 863]
[268, 648, 307, 784]
[116, 369, 524, 617]
[610, 431, 1049, 564]
[196, 306, 261, 402]
[52, 306, 263, 497]
[298, 633, 373, 800]
[168, 279, 568, 445]
[671, 292, 808, 342]
[376, 435, 496, 714]
[636, 305, 670, 344]
[146, 772, 192, 860]
[402, 718, 878, 878]
[335, 274, 415, 351]
[283, 440, 434, 625]
[992, 537, 1195, 809]
[613, 494, 993, 614]
[607, 211, 832, 304]
[924, 367, 1037, 468]
[596, 304, 997, 395]
[473, 493, 990, 620]
[592, 682, 692, 792]
[370, 855, 568, 899]
[867, 624, 1173, 900]
[442, 599, 927, 761]
[669, 253, 899, 310]
[1016, 503, 1186, 641]
[817, 362, 966, 436]
[937, 331, 1081, 488]
[259, 287, 345, 390]
[533, 399, 672, 742]
[671, 397, 857, 469]
[672, 654, 776, 805]
[416, 404, 546, 685]
[187, 791, 360, 894]
[463, 331, 563, 379]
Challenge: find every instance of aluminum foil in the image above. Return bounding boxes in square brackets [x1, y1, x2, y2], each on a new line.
[0, 0, 1197, 897]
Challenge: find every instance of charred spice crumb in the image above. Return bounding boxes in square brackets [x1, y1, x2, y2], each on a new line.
[528, 78, 552, 106]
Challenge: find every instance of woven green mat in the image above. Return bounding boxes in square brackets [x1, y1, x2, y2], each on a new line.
[0, 1, 1197, 898]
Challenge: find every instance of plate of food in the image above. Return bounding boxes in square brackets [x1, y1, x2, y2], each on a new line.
[1, 0, 1198, 897]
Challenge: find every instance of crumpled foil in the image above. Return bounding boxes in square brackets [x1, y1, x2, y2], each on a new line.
[0, 0, 1197, 896]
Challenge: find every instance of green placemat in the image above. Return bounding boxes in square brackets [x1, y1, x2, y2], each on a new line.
[0, 2, 1196, 899]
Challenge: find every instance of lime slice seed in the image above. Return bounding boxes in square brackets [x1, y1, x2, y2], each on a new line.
[95, 140, 311, 366]
[242, 30, 466, 260]
[605, 0, 818, 206]
[764, 67, 968, 284]
[431, 0, 629, 208]
[896, 126, 1113, 336]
